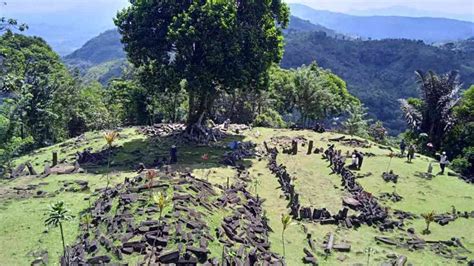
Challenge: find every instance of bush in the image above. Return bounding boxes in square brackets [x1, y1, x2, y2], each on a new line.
[253, 110, 286, 128]
[451, 157, 470, 175]
[451, 146, 474, 177]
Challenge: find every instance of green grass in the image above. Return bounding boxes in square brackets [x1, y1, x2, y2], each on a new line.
[1, 127, 473, 265]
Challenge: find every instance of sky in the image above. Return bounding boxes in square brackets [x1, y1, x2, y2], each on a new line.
[1, 0, 472, 54]
[1, 0, 472, 19]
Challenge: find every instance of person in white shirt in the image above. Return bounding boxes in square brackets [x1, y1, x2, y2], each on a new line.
[439, 151, 449, 175]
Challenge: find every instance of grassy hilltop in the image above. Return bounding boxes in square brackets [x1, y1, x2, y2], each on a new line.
[0, 126, 473, 265]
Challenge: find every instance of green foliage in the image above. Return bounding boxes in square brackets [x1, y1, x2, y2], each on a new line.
[368, 121, 387, 143]
[0, 33, 77, 145]
[253, 109, 286, 128]
[115, 0, 289, 127]
[343, 104, 370, 137]
[105, 79, 150, 126]
[68, 82, 113, 135]
[282, 31, 474, 134]
[293, 63, 358, 126]
[44, 201, 72, 228]
[400, 70, 461, 150]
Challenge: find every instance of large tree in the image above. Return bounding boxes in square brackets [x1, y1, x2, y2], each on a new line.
[115, 0, 289, 137]
[400, 70, 461, 149]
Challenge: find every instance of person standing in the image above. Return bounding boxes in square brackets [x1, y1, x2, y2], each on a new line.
[400, 140, 406, 156]
[439, 152, 449, 175]
[407, 144, 416, 163]
[170, 145, 178, 164]
[354, 150, 364, 170]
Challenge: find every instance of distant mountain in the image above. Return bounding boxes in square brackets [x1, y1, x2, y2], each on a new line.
[349, 6, 474, 22]
[63, 16, 340, 84]
[64, 29, 125, 71]
[290, 3, 474, 43]
[282, 31, 474, 134]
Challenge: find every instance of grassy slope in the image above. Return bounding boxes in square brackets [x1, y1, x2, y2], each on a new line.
[0, 127, 473, 265]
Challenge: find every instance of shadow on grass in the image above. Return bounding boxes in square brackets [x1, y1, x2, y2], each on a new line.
[81, 133, 252, 174]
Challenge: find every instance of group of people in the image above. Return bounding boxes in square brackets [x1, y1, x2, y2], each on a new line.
[325, 144, 365, 173]
[400, 140, 450, 174]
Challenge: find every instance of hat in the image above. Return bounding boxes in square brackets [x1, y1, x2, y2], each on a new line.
[172, 145, 176, 148]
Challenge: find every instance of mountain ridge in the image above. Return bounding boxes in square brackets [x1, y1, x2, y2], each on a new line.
[289, 3, 474, 43]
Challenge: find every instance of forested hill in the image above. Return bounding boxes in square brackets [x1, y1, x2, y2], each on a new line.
[281, 31, 474, 133]
[63, 17, 474, 134]
[289, 3, 474, 43]
[64, 29, 125, 72]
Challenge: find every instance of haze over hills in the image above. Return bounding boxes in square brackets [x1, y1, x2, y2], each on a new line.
[3, 2, 473, 55]
[290, 3, 474, 43]
[349, 5, 474, 22]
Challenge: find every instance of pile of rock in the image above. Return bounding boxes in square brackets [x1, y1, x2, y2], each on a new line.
[220, 141, 256, 166]
[216, 181, 283, 264]
[382, 171, 399, 183]
[76, 148, 108, 165]
[329, 136, 371, 148]
[267, 147, 301, 219]
[375, 235, 472, 262]
[330, 154, 397, 230]
[379, 192, 403, 202]
[63, 172, 222, 264]
[434, 211, 474, 226]
[4, 162, 37, 179]
[139, 123, 186, 138]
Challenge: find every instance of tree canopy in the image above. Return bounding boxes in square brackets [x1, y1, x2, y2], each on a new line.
[115, 0, 289, 136]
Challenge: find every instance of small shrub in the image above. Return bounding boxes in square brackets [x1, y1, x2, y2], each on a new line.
[253, 109, 286, 128]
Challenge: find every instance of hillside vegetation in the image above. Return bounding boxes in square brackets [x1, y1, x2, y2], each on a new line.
[282, 31, 474, 133]
[61, 18, 474, 134]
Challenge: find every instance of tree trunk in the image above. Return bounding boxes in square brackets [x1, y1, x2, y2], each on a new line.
[185, 89, 217, 142]
[60, 223, 67, 262]
[282, 231, 286, 257]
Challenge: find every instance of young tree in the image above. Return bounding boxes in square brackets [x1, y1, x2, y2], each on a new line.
[44, 201, 72, 260]
[281, 213, 292, 258]
[293, 63, 359, 127]
[104, 131, 118, 190]
[153, 192, 171, 221]
[115, 0, 289, 139]
[421, 211, 435, 234]
[343, 104, 370, 137]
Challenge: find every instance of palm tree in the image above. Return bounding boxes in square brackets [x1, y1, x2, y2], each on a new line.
[400, 70, 461, 149]
[421, 211, 436, 234]
[104, 131, 118, 190]
[45, 201, 72, 260]
[153, 192, 170, 221]
[281, 213, 292, 258]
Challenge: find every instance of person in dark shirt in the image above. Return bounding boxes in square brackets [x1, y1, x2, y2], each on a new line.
[170, 145, 178, 164]
[354, 150, 364, 170]
[400, 140, 407, 156]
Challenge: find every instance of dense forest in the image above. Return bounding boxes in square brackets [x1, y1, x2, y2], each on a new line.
[61, 17, 474, 135]
[282, 31, 474, 133]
